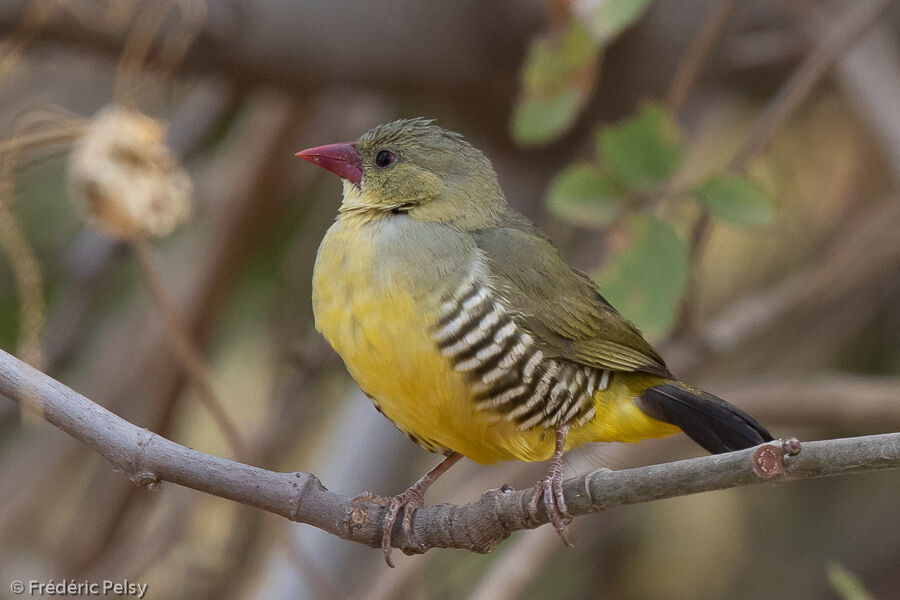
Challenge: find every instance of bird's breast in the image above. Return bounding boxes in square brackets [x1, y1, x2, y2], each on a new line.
[312, 215, 483, 453]
[310, 214, 673, 463]
[312, 215, 474, 359]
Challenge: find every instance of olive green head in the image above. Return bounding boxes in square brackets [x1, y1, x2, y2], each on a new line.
[297, 118, 507, 229]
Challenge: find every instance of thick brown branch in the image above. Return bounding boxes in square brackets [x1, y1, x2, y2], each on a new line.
[0, 348, 897, 557]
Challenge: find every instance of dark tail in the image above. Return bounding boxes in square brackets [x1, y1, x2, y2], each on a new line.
[635, 382, 773, 454]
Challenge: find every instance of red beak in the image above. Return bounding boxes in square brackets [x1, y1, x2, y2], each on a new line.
[295, 142, 362, 185]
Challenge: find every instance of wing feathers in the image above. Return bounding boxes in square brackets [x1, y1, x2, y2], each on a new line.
[473, 216, 671, 378]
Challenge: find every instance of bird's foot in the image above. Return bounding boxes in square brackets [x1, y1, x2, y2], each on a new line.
[352, 486, 425, 567]
[527, 458, 573, 546]
[526, 425, 573, 546]
[350, 453, 462, 567]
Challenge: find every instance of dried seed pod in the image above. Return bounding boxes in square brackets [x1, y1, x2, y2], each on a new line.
[68, 106, 192, 239]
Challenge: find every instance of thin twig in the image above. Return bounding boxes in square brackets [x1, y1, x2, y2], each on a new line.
[670, 0, 891, 340]
[816, 4, 900, 186]
[0, 348, 897, 557]
[0, 127, 83, 158]
[651, 0, 738, 340]
[0, 130, 47, 370]
[113, 0, 174, 105]
[132, 235, 249, 460]
[665, 0, 739, 113]
[0, 0, 54, 86]
[728, 0, 890, 172]
[666, 199, 900, 375]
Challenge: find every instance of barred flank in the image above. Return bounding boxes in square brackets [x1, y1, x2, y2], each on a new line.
[433, 279, 611, 430]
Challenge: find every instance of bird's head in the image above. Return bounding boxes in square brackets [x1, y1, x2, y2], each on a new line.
[296, 118, 506, 229]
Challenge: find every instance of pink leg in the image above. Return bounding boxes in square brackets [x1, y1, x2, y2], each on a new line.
[526, 425, 573, 546]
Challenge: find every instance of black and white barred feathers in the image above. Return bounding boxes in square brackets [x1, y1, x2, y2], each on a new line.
[433, 278, 611, 431]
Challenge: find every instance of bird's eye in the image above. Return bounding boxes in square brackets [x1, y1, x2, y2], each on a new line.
[375, 150, 396, 168]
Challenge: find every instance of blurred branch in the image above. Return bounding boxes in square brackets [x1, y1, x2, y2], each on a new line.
[132, 235, 249, 460]
[0, 0, 542, 131]
[0, 126, 82, 157]
[165, 77, 237, 161]
[665, 0, 738, 113]
[43, 79, 236, 371]
[82, 488, 196, 582]
[113, 0, 207, 106]
[672, 0, 890, 337]
[0, 108, 82, 370]
[728, 0, 890, 173]
[721, 374, 900, 431]
[0, 0, 53, 86]
[2, 348, 898, 558]
[0, 178, 44, 369]
[817, 6, 900, 185]
[666, 200, 900, 375]
[0, 88, 296, 574]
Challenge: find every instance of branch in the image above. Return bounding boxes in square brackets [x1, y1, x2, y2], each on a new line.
[131, 235, 250, 461]
[727, 0, 891, 173]
[664, 0, 738, 113]
[671, 0, 892, 343]
[818, 4, 900, 185]
[664, 200, 900, 376]
[1, 347, 897, 557]
[720, 374, 900, 431]
[0, 0, 543, 122]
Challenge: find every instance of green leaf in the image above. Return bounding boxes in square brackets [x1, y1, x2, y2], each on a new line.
[581, 0, 655, 43]
[546, 164, 625, 227]
[692, 173, 776, 226]
[511, 22, 600, 146]
[523, 20, 598, 90]
[511, 89, 583, 147]
[594, 215, 688, 338]
[598, 102, 682, 191]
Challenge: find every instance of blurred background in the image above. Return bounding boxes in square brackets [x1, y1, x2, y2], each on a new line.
[0, 0, 898, 598]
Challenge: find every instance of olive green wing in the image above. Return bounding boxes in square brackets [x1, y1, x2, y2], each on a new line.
[473, 215, 672, 379]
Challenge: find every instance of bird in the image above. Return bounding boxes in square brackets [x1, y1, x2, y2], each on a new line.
[296, 118, 772, 565]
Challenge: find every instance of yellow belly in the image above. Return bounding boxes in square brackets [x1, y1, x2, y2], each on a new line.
[313, 215, 678, 464]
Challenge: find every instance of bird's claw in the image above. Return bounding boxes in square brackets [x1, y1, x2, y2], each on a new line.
[351, 453, 462, 567]
[353, 487, 425, 567]
[527, 456, 573, 547]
